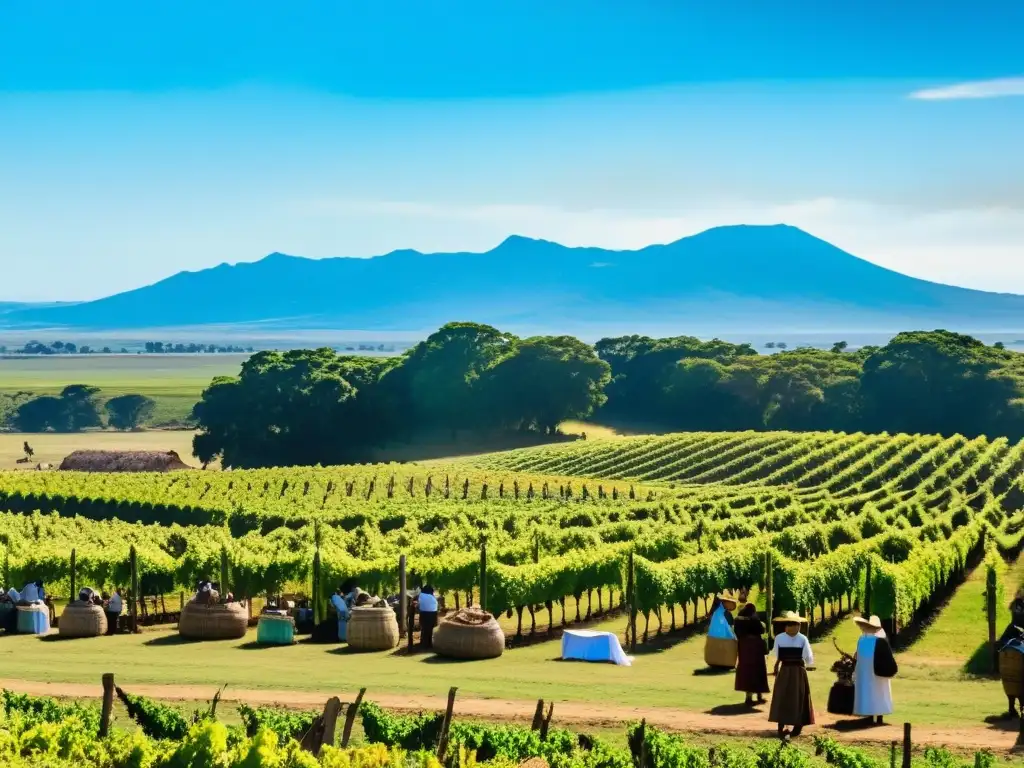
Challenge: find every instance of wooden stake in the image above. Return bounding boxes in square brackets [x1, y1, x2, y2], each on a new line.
[340, 688, 366, 747]
[399, 555, 408, 638]
[531, 699, 545, 731]
[436, 687, 458, 761]
[987, 563, 999, 673]
[901, 723, 911, 768]
[864, 559, 873, 617]
[627, 551, 637, 652]
[100, 673, 114, 738]
[129, 545, 139, 634]
[765, 551, 774, 651]
[479, 540, 489, 613]
[540, 702, 554, 742]
[69, 548, 77, 604]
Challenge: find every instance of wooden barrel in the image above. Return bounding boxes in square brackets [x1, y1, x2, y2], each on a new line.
[16, 604, 50, 635]
[704, 636, 738, 668]
[178, 601, 248, 641]
[347, 606, 400, 651]
[1000, 648, 1024, 697]
[59, 601, 108, 638]
[256, 614, 295, 645]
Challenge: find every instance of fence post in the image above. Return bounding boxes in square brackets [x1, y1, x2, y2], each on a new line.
[69, 548, 77, 604]
[531, 699, 545, 731]
[129, 545, 139, 634]
[436, 687, 458, 762]
[901, 723, 911, 768]
[765, 551, 774, 650]
[479, 539, 488, 613]
[100, 673, 115, 738]
[987, 563, 999, 673]
[627, 551, 637, 652]
[399, 555, 408, 638]
[864, 559, 873, 616]
[340, 688, 366, 747]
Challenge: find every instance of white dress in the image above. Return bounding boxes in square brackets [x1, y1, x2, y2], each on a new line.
[853, 635, 893, 716]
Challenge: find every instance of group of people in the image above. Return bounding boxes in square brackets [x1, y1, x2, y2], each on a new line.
[710, 594, 896, 741]
[329, 581, 438, 648]
[1, 581, 124, 635]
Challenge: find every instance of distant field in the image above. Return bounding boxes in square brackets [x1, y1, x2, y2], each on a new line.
[0, 429, 202, 469]
[0, 353, 246, 425]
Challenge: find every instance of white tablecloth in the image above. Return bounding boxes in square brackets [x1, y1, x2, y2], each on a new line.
[561, 630, 633, 666]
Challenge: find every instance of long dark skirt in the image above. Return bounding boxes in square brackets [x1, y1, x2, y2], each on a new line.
[769, 663, 815, 726]
[735, 635, 770, 694]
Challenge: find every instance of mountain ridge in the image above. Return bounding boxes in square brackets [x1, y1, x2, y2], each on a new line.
[4, 225, 1023, 334]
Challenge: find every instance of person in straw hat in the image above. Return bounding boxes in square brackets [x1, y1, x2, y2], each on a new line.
[769, 610, 815, 740]
[852, 615, 895, 724]
[708, 593, 738, 639]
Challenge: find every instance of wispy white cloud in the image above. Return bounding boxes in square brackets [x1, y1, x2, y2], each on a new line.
[909, 77, 1024, 101]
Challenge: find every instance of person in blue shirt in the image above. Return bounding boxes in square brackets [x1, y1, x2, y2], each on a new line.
[331, 585, 351, 642]
[417, 585, 439, 649]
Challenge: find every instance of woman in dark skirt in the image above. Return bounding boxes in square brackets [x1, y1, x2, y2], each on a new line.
[734, 603, 770, 706]
[769, 611, 815, 741]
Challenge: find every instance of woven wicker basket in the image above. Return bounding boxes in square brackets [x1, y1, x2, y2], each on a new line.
[347, 606, 400, 651]
[704, 636, 738, 669]
[256, 613, 295, 645]
[59, 601, 108, 638]
[16, 604, 50, 635]
[1001, 648, 1024, 697]
[433, 608, 505, 660]
[178, 600, 248, 641]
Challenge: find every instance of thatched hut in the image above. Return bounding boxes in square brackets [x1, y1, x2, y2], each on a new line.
[59, 450, 191, 472]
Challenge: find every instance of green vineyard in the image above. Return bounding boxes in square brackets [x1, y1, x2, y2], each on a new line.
[1, 430, 1023, 637]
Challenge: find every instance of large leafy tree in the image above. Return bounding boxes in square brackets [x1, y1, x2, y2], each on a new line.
[483, 336, 611, 433]
[8, 385, 102, 432]
[104, 394, 157, 430]
[400, 322, 516, 434]
[192, 349, 359, 468]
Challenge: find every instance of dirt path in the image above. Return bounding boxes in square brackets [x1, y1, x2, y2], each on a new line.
[1, 678, 1019, 753]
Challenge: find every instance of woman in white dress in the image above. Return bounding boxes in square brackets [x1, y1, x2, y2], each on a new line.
[852, 615, 895, 725]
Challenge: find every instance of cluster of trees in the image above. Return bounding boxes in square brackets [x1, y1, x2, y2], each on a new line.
[2, 341, 127, 355]
[596, 330, 1024, 438]
[193, 323, 611, 467]
[143, 342, 253, 354]
[193, 324, 1024, 469]
[4, 388, 157, 432]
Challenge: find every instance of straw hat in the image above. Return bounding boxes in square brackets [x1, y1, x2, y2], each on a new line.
[853, 614, 883, 630]
[716, 593, 739, 609]
[772, 610, 807, 625]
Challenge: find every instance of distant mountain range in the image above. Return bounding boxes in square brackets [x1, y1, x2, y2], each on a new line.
[4, 225, 1024, 335]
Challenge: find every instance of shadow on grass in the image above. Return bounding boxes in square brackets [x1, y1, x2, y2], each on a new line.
[236, 641, 296, 650]
[827, 718, 882, 733]
[692, 666, 734, 677]
[964, 640, 1001, 677]
[706, 703, 762, 716]
[143, 633, 204, 647]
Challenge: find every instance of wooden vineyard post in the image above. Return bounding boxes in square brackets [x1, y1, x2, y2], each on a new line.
[901, 723, 911, 768]
[864, 559, 873, 616]
[69, 548, 77, 604]
[889, 741, 897, 768]
[100, 673, 115, 738]
[399, 555, 408, 638]
[340, 688, 366, 747]
[765, 551, 774, 650]
[531, 699, 545, 730]
[987, 563, 999, 673]
[480, 539, 489, 613]
[626, 550, 637, 652]
[436, 687, 458, 762]
[312, 549, 322, 626]
[539, 702, 554, 741]
[219, 546, 230, 596]
[129, 545, 139, 633]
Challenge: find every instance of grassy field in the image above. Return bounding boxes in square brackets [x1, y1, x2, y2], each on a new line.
[0, 354, 247, 425]
[0, 430, 203, 469]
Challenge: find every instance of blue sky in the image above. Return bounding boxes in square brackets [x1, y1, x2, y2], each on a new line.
[1, 1, 1023, 301]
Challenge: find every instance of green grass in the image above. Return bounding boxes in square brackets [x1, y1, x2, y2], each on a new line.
[0, 612, 1012, 730]
[0, 354, 247, 425]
